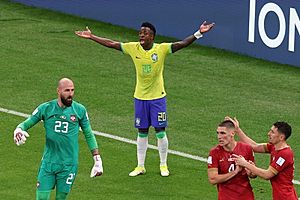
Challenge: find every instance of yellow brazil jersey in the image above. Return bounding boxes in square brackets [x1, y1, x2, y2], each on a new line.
[121, 42, 172, 100]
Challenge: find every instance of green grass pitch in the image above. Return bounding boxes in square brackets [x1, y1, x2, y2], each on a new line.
[0, 0, 299, 199]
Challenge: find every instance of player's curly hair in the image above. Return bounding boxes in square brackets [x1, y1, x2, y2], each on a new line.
[141, 22, 156, 37]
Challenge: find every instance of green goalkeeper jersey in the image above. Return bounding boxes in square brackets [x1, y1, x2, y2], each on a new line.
[18, 99, 98, 165]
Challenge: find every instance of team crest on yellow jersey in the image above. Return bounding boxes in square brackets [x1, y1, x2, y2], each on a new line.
[151, 53, 158, 63]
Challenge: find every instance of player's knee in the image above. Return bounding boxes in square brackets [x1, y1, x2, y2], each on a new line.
[138, 128, 149, 133]
[56, 191, 68, 200]
[138, 128, 149, 138]
[155, 127, 165, 133]
[36, 190, 51, 200]
[155, 130, 166, 139]
[138, 132, 148, 138]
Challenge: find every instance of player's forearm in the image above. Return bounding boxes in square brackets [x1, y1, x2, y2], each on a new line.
[83, 128, 99, 151]
[90, 34, 121, 50]
[244, 163, 274, 180]
[235, 128, 267, 153]
[181, 35, 197, 47]
[235, 128, 257, 147]
[17, 116, 39, 131]
[208, 170, 238, 185]
[171, 35, 197, 53]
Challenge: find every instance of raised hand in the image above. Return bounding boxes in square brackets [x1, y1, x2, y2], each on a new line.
[75, 26, 92, 39]
[199, 21, 215, 33]
[225, 116, 240, 130]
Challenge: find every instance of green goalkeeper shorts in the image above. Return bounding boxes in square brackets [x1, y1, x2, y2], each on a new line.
[37, 161, 78, 193]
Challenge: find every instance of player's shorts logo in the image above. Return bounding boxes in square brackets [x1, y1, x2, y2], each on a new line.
[135, 118, 141, 126]
[151, 53, 158, 63]
[70, 115, 76, 122]
[158, 122, 166, 126]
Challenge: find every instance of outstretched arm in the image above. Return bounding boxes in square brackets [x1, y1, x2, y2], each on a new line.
[75, 27, 121, 51]
[171, 21, 214, 53]
[225, 116, 266, 153]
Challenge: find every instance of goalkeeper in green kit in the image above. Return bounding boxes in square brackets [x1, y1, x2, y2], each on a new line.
[13, 78, 103, 200]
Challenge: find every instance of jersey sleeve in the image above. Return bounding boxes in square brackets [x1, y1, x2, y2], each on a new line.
[120, 42, 136, 55]
[79, 107, 98, 151]
[17, 104, 44, 131]
[265, 143, 273, 153]
[207, 148, 219, 169]
[160, 43, 172, 54]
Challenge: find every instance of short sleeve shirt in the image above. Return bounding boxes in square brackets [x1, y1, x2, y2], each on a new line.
[121, 42, 172, 100]
[208, 142, 255, 200]
[266, 143, 298, 200]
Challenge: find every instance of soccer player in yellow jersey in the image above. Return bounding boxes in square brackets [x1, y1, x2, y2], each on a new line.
[75, 21, 214, 177]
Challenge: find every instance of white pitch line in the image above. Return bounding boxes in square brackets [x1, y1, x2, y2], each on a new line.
[92, 130, 208, 162]
[0, 107, 30, 118]
[1, 107, 299, 185]
[293, 180, 300, 185]
[0, 107, 207, 162]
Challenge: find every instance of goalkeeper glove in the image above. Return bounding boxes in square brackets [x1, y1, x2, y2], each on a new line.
[90, 154, 103, 177]
[14, 127, 30, 146]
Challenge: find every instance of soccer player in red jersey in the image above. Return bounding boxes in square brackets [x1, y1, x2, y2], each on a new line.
[207, 120, 255, 200]
[227, 117, 299, 200]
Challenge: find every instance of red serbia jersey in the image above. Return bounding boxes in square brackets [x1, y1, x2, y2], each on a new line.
[208, 142, 255, 200]
[266, 143, 298, 200]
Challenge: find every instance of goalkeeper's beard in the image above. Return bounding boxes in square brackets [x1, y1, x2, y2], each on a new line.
[61, 96, 73, 107]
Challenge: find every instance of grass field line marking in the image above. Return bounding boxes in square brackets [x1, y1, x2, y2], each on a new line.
[0, 107, 30, 118]
[0, 107, 207, 162]
[1, 107, 298, 185]
[92, 131, 207, 162]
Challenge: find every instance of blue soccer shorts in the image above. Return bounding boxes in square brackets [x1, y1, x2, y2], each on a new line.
[134, 97, 167, 129]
